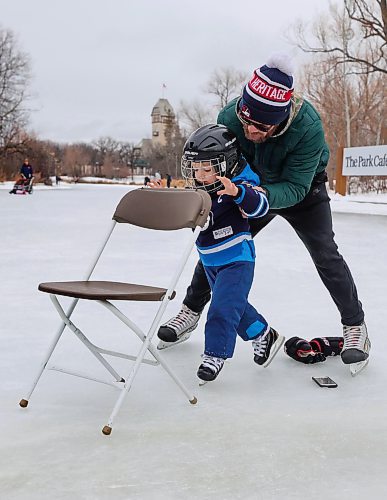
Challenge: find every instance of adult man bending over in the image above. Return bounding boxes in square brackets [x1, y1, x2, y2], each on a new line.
[158, 54, 370, 372]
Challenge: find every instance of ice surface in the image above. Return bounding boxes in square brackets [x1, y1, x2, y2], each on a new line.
[1, 184, 386, 500]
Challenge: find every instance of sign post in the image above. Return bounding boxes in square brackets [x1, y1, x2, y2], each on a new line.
[335, 146, 346, 195]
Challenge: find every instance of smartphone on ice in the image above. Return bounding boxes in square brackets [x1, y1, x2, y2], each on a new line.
[312, 376, 338, 388]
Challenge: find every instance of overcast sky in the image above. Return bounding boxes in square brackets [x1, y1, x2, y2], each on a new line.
[0, 0, 332, 145]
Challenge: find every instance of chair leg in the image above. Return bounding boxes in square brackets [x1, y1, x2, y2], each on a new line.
[147, 343, 198, 404]
[102, 348, 197, 436]
[20, 297, 81, 408]
[100, 301, 197, 436]
[102, 333, 156, 435]
[19, 321, 67, 408]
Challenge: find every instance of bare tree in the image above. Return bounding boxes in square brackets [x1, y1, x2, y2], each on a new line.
[178, 66, 248, 134]
[290, 0, 387, 74]
[205, 67, 248, 109]
[145, 122, 186, 179]
[345, 0, 387, 72]
[299, 54, 385, 188]
[0, 27, 31, 162]
[92, 136, 119, 166]
[62, 143, 94, 177]
[294, 5, 386, 149]
[117, 141, 137, 180]
[178, 99, 215, 132]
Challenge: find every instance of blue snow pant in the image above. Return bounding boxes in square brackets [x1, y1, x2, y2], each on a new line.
[203, 261, 268, 359]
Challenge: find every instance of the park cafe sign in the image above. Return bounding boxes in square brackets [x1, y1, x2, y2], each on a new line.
[342, 145, 387, 176]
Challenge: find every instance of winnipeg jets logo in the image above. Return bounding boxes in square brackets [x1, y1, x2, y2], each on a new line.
[201, 211, 214, 231]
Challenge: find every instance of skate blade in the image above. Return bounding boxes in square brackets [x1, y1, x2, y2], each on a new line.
[157, 331, 192, 350]
[263, 335, 285, 368]
[350, 358, 369, 377]
[198, 376, 218, 386]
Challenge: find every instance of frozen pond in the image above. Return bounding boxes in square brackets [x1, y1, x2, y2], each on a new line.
[1, 184, 386, 500]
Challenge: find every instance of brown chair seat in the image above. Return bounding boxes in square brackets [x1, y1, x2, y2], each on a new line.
[38, 281, 176, 301]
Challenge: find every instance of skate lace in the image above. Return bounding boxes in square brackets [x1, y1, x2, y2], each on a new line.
[201, 355, 224, 372]
[253, 335, 268, 356]
[343, 324, 367, 349]
[167, 305, 198, 332]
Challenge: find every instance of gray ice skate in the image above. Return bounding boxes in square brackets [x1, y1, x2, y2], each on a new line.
[157, 330, 193, 350]
[157, 304, 200, 350]
[341, 322, 370, 377]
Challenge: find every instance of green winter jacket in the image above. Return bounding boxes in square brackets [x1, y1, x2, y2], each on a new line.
[217, 95, 330, 209]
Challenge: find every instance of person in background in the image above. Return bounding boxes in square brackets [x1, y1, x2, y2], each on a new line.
[158, 53, 370, 373]
[9, 158, 34, 194]
[166, 173, 172, 188]
[20, 158, 33, 182]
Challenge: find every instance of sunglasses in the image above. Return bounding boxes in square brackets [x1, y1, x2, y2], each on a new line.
[237, 110, 274, 133]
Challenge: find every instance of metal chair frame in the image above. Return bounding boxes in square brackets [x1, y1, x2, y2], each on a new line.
[19, 188, 211, 435]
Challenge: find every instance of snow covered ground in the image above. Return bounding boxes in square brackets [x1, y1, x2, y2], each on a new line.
[1, 183, 387, 500]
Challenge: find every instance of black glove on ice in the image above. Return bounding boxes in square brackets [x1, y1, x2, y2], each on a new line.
[310, 337, 344, 357]
[284, 337, 326, 364]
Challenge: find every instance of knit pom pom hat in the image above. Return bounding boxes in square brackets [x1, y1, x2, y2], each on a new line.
[239, 53, 294, 125]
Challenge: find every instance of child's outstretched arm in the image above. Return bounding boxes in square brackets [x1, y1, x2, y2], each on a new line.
[216, 176, 269, 218]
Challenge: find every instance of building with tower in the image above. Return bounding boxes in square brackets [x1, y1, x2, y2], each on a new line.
[134, 96, 179, 176]
[150, 98, 176, 147]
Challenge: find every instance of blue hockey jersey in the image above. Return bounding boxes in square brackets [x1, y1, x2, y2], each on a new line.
[196, 164, 269, 267]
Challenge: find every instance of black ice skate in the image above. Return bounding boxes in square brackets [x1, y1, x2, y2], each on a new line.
[197, 354, 225, 384]
[253, 327, 285, 367]
[157, 304, 200, 350]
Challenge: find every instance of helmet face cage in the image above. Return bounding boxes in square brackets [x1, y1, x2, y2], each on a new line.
[181, 155, 227, 193]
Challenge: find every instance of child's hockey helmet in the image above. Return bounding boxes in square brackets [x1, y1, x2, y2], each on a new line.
[181, 124, 243, 193]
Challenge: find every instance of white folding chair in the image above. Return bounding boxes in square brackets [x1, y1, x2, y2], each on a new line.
[19, 188, 211, 435]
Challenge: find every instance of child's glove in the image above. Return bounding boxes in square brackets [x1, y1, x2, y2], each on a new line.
[284, 337, 326, 364]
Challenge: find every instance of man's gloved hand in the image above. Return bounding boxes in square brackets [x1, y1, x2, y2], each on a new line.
[284, 337, 326, 364]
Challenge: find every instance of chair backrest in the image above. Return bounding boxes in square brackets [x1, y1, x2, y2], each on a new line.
[113, 188, 211, 230]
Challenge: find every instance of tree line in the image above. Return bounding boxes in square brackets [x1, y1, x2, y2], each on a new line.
[1, 0, 385, 188]
[290, 0, 386, 190]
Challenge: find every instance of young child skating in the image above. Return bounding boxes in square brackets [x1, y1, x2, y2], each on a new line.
[152, 124, 285, 383]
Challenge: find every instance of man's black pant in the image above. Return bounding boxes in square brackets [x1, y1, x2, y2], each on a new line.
[183, 182, 364, 326]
